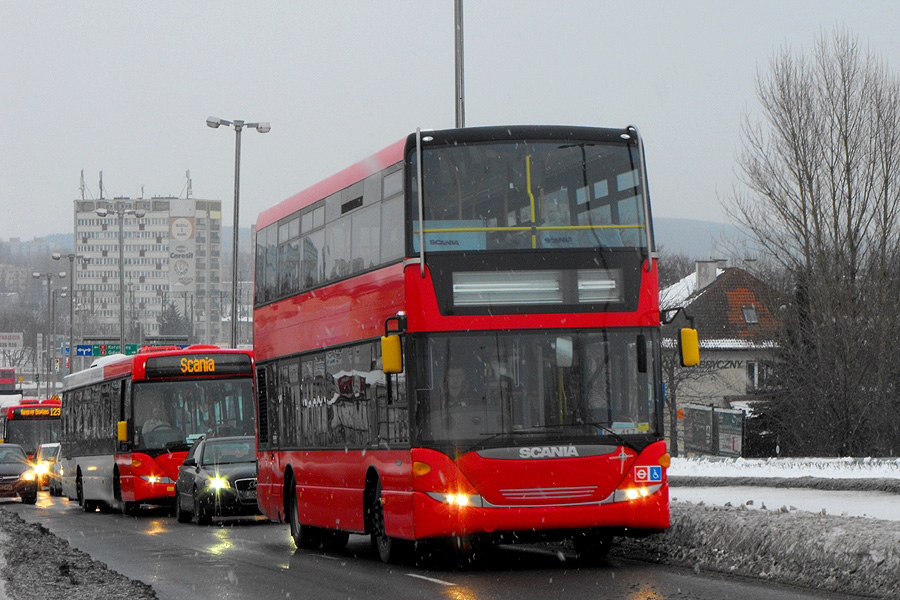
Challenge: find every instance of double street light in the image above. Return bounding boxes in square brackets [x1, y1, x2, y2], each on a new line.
[207, 116, 270, 348]
[52, 252, 89, 374]
[95, 203, 145, 352]
[32, 270, 66, 397]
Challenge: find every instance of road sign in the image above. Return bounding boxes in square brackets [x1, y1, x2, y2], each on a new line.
[76, 345, 93, 356]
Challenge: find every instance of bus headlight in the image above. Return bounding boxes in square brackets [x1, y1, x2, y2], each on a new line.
[138, 475, 174, 484]
[425, 492, 483, 507]
[614, 484, 662, 502]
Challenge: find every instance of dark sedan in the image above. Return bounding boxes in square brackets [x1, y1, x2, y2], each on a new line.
[174, 436, 260, 525]
[0, 443, 37, 504]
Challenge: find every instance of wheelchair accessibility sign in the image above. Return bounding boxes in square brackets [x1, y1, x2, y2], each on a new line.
[634, 466, 662, 483]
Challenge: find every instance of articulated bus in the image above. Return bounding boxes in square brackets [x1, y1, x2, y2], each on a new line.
[59, 345, 255, 514]
[0, 398, 61, 458]
[253, 125, 698, 562]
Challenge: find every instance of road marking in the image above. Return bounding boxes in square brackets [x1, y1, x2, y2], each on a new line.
[406, 573, 454, 586]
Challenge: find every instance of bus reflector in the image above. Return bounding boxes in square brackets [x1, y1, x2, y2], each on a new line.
[413, 461, 432, 477]
[381, 335, 403, 373]
[117, 420, 128, 443]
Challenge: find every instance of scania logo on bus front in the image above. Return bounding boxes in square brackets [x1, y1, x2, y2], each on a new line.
[519, 446, 579, 459]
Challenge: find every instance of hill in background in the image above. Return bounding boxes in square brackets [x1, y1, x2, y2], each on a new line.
[653, 217, 749, 259]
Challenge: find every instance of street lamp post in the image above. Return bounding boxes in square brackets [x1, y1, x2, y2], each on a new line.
[51, 288, 67, 388]
[95, 203, 145, 353]
[207, 116, 270, 348]
[32, 270, 66, 397]
[52, 252, 89, 375]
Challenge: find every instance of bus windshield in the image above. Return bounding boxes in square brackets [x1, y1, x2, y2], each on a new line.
[5, 420, 60, 457]
[133, 378, 255, 451]
[413, 330, 659, 446]
[413, 140, 646, 252]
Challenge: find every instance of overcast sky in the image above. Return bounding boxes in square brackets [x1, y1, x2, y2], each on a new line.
[2, 1, 899, 241]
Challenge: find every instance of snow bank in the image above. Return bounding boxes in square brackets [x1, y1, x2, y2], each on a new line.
[617, 503, 900, 599]
[670, 455, 900, 479]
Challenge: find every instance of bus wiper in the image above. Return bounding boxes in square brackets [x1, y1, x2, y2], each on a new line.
[464, 427, 545, 453]
[510, 422, 640, 453]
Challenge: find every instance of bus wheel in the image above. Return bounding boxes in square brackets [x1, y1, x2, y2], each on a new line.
[289, 486, 321, 550]
[572, 530, 613, 562]
[113, 469, 138, 516]
[321, 530, 349, 552]
[77, 472, 95, 511]
[370, 480, 408, 564]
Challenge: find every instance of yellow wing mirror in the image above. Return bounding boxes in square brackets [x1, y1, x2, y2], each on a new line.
[381, 313, 407, 374]
[680, 327, 700, 367]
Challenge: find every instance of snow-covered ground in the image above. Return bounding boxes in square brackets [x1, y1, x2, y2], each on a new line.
[670, 455, 900, 479]
[668, 455, 900, 521]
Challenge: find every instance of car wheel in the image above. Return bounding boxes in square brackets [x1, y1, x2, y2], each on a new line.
[195, 489, 212, 525]
[370, 479, 409, 564]
[288, 482, 321, 550]
[21, 493, 37, 505]
[175, 492, 192, 523]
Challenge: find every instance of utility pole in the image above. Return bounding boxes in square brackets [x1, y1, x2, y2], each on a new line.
[454, 0, 465, 128]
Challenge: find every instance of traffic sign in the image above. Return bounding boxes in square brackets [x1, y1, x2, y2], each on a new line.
[76, 345, 93, 356]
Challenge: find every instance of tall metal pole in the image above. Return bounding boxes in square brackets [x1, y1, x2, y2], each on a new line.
[118, 205, 126, 352]
[45, 278, 51, 397]
[68, 258, 75, 375]
[231, 122, 244, 349]
[454, 0, 465, 128]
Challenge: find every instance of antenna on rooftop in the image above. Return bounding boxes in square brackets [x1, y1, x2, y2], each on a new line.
[186, 170, 193, 198]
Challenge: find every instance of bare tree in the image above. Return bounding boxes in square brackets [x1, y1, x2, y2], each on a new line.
[724, 28, 900, 456]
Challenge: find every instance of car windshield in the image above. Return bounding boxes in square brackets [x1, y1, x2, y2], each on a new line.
[202, 440, 255, 465]
[37, 445, 59, 461]
[0, 447, 28, 464]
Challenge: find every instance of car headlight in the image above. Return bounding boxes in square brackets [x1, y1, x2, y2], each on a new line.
[208, 477, 230, 490]
[21, 471, 36, 482]
[33, 462, 50, 476]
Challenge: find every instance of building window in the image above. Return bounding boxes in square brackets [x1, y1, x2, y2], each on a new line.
[742, 306, 759, 324]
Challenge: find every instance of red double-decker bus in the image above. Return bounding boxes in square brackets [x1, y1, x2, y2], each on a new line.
[59, 345, 255, 514]
[0, 398, 61, 459]
[254, 125, 697, 562]
[0, 368, 16, 393]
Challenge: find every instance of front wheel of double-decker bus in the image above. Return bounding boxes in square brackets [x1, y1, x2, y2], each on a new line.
[288, 482, 322, 549]
[572, 529, 613, 562]
[370, 479, 409, 564]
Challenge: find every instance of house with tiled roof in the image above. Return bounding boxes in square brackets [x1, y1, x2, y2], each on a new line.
[662, 260, 780, 411]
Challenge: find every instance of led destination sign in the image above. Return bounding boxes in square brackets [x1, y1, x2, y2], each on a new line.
[144, 353, 252, 379]
[11, 407, 60, 418]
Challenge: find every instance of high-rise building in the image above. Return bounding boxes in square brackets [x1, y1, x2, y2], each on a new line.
[73, 197, 224, 346]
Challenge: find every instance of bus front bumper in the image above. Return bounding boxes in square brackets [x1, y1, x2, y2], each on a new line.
[411, 483, 669, 540]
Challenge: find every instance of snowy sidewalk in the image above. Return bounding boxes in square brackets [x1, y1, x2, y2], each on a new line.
[672, 486, 900, 520]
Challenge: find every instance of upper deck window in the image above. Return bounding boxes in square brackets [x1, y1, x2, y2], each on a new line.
[412, 140, 646, 253]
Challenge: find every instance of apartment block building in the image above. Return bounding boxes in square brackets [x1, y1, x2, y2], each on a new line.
[73, 197, 224, 345]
